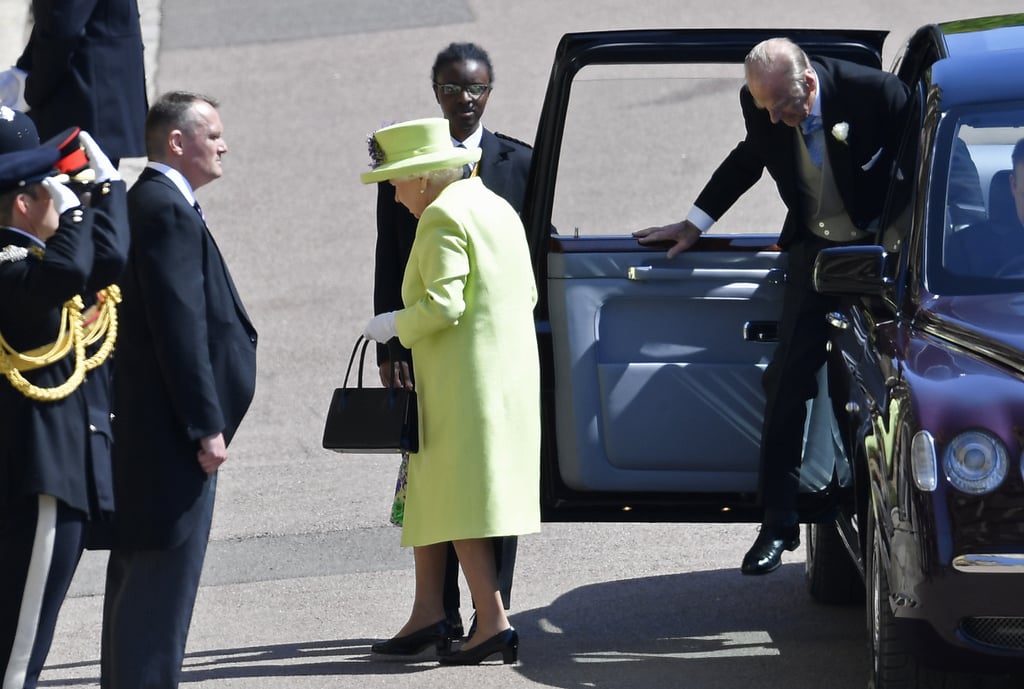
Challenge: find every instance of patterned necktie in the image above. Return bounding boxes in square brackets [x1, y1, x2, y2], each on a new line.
[193, 200, 206, 222]
[802, 114, 824, 168]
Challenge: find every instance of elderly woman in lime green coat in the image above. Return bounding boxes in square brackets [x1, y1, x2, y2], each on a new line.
[362, 118, 540, 665]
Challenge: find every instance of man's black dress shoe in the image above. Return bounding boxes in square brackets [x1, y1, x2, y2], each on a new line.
[438, 627, 519, 665]
[371, 619, 457, 655]
[740, 525, 800, 575]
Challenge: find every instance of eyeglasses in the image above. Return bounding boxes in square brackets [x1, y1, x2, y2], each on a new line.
[434, 82, 492, 98]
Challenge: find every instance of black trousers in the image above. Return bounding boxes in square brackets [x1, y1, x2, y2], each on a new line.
[442, 536, 518, 615]
[758, 237, 841, 523]
[100, 474, 217, 689]
[1, 495, 86, 689]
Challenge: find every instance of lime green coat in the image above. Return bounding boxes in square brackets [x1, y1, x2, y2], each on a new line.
[394, 177, 540, 547]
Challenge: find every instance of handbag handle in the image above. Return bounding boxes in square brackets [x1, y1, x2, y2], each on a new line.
[343, 336, 407, 389]
[343, 336, 371, 389]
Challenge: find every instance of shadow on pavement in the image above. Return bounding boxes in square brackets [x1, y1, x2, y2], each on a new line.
[39, 561, 1022, 688]
[40, 562, 876, 688]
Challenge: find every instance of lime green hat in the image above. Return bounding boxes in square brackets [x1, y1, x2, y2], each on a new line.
[360, 117, 480, 184]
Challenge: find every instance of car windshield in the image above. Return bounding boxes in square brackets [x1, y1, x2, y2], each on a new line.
[934, 110, 1024, 294]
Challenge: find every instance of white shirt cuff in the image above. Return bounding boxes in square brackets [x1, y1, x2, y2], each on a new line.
[686, 206, 715, 233]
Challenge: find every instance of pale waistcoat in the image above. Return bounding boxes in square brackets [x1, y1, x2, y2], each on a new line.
[795, 134, 869, 243]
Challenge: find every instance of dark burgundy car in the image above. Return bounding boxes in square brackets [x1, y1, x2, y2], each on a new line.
[524, 14, 1024, 689]
[813, 15, 1024, 688]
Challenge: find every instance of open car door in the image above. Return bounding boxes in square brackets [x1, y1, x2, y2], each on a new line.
[524, 28, 888, 522]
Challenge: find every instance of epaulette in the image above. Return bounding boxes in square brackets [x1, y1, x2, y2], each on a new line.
[0, 244, 29, 264]
[494, 131, 533, 150]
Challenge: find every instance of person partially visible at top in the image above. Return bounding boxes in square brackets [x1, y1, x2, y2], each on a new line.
[0, 0, 148, 166]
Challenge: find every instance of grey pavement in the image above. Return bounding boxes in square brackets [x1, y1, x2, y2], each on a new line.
[3, 1, 1024, 688]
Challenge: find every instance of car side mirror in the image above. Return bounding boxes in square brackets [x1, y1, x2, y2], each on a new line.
[812, 245, 892, 297]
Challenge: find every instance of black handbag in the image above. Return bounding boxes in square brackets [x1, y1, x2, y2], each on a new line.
[322, 336, 419, 453]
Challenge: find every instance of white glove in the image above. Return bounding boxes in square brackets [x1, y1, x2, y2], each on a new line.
[0, 67, 28, 110]
[363, 311, 398, 342]
[41, 177, 83, 215]
[78, 130, 120, 181]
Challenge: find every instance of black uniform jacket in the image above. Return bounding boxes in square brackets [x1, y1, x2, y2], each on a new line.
[372, 128, 532, 366]
[0, 179, 129, 516]
[111, 169, 257, 549]
[694, 57, 910, 250]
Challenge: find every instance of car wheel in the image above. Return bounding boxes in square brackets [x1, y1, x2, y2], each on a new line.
[866, 513, 965, 689]
[805, 522, 863, 605]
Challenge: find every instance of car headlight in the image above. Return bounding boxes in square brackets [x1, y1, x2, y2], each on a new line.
[943, 430, 1009, 494]
[911, 430, 937, 491]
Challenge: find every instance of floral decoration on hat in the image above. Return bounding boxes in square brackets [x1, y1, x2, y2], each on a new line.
[359, 118, 480, 184]
[367, 134, 386, 169]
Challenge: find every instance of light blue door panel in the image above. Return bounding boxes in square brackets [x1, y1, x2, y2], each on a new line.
[548, 246, 786, 493]
[597, 362, 764, 487]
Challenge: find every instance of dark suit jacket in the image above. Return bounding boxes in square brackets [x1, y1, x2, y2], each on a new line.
[112, 168, 257, 548]
[373, 128, 532, 365]
[695, 57, 910, 251]
[0, 180, 128, 516]
[948, 217, 1024, 276]
[16, 0, 147, 160]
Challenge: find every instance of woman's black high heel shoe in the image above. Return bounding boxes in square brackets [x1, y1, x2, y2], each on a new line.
[371, 619, 455, 655]
[438, 627, 518, 665]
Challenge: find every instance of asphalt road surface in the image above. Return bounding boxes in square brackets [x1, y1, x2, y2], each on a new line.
[3, 1, 1022, 687]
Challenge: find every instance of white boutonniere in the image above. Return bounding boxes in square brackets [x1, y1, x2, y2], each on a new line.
[832, 122, 850, 144]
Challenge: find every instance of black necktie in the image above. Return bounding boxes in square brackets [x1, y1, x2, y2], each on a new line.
[457, 142, 473, 179]
[193, 200, 206, 222]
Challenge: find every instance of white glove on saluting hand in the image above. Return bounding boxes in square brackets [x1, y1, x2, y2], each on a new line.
[41, 177, 82, 216]
[363, 311, 398, 342]
[78, 130, 121, 182]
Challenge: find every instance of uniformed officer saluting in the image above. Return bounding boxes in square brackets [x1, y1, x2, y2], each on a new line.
[0, 107, 128, 689]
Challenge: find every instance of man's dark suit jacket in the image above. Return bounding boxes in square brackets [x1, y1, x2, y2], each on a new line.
[949, 218, 1024, 276]
[0, 180, 128, 517]
[17, 0, 147, 160]
[695, 57, 910, 251]
[373, 128, 532, 365]
[111, 168, 257, 549]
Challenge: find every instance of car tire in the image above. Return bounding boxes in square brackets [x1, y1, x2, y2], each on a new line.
[805, 522, 863, 605]
[866, 512, 966, 689]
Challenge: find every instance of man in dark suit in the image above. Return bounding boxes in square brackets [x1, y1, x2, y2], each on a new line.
[372, 42, 531, 643]
[0, 0, 147, 164]
[635, 37, 910, 575]
[1, 113, 128, 689]
[949, 138, 1024, 276]
[100, 91, 257, 689]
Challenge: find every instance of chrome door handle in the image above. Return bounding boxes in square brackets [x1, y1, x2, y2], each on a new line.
[627, 266, 786, 282]
[766, 267, 787, 284]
